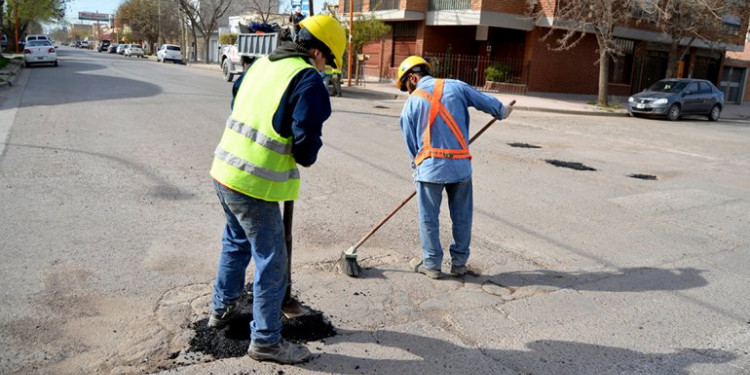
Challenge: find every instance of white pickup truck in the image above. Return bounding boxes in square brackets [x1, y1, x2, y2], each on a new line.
[220, 33, 281, 82]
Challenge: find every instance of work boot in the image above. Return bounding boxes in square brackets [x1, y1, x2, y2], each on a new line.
[207, 302, 238, 329]
[247, 339, 311, 364]
[409, 258, 441, 279]
[450, 265, 468, 277]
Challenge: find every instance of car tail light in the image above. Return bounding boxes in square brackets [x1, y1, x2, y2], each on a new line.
[48, 48, 55, 53]
[24, 49, 32, 54]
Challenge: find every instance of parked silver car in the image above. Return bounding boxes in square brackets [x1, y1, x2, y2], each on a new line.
[628, 78, 724, 121]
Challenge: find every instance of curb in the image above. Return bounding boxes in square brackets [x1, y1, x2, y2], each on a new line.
[517, 106, 629, 117]
[0, 60, 22, 88]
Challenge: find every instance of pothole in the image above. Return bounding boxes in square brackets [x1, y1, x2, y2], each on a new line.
[508, 142, 542, 148]
[187, 284, 336, 360]
[628, 173, 658, 180]
[545, 159, 596, 171]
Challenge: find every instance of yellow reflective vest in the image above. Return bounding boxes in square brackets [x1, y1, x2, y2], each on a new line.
[210, 56, 312, 201]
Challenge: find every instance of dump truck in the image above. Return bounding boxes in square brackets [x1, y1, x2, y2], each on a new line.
[219, 32, 280, 82]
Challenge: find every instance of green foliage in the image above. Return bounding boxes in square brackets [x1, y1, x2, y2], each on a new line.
[485, 63, 511, 82]
[2, 0, 65, 50]
[0, 56, 9, 69]
[351, 14, 391, 53]
[219, 33, 237, 45]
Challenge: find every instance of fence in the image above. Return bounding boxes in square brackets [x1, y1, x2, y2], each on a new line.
[428, 0, 471, 10]
[423, 52, 527, 93]
[371, 0, 400, 10]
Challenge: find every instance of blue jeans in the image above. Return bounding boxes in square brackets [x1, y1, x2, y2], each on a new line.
[416, 178, 473, 271]
[211, 181, 288, 346]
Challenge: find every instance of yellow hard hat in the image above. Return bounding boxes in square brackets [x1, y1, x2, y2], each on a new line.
[397, 56, 432, 91]
[299, 15, 346, 69]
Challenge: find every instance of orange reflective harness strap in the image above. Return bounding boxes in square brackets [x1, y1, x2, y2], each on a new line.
[410, 79, 471, 166]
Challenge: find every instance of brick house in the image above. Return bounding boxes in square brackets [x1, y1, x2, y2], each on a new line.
[339, 0, 748, 97]
[723, 36, 750, 103]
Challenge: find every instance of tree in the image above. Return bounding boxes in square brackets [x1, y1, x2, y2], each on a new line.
[175, 0, 233, 62]
[2, 0, 65, 52]
[347, 13, 390, 83]
[116, 0, 182, 48]
[636, 0, 750, 78]
[351, 13, 390, 54]
[527, 0, 632, 107]
[242, 0, 280, 24]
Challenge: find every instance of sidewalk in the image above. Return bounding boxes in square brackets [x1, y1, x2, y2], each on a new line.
[351, 81, 750, 120]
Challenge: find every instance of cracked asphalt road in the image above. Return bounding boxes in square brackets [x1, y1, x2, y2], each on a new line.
[1, 48, 749, 375]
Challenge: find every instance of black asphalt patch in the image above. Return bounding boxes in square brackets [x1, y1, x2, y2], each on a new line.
[629, 173, 658, 180]
[508, 142, 542, 148]
[187, 285, 336, 360]
[545, 159, 597, 171]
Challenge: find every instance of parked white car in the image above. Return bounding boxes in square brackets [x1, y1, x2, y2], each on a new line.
[24, 40, 57, 67]
[80, 40, 90, 49]
[25, 34, 50, 43]
[156, 44, 183, 63]
[124, 44, 144, 58]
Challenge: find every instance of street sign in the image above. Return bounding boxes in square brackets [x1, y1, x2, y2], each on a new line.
[78, 12, 109, 22]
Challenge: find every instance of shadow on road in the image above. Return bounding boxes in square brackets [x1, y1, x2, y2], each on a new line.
[302, 329, 736, 375]
[18, 58, 162, 108]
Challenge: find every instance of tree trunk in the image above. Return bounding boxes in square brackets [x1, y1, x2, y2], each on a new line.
[597, 49, 609, 107]
[666, 39, 680, 78]
[190, 25, 197, 61]
[0, 0, 4, 58]
[204, 35, 211, 63]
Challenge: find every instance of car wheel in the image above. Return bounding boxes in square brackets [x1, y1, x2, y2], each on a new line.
[667, 104, 681, 121]
[222, 59, 234, 82]
[162, 57, 166, 63]
[25, 61, 30, 68]
[708, 105, 721, 121]
[54, 60, 58, 67]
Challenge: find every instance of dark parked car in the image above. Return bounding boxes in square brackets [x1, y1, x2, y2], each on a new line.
[98, 40, 111, 52]
[108, 44, 119, 53]
[628, 78, 724, 121]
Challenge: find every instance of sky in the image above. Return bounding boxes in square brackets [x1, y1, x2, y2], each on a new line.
[62, 0, 325, 24]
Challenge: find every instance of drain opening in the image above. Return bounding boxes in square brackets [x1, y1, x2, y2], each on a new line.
[508, 142, 541, 148]
[629, 173, 658, 180]
[188, 284, 336, 359]
[545, 159, 596, 171]
[374, 105, 388, 109]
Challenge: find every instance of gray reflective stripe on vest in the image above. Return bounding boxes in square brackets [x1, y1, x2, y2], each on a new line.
[226, 117, 292, 155]
[214, 147, 300, 181]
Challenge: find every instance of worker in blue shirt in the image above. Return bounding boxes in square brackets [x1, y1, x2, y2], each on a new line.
[208, 15, 346, 364]
[289, 7, 306, 40]
[397, 55, 513, 279]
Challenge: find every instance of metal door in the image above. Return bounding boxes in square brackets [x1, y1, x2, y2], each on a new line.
[720, 66, 745, 104]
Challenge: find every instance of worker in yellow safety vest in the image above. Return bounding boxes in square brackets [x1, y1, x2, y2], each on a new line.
[397, 55, 513, 280]
[323, 65, 343, 97]
[207, 14, 346, 364]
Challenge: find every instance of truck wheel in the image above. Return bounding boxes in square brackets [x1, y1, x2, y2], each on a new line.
[222, 59, 234, 82]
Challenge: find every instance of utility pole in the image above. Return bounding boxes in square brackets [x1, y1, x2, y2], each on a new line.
[346, 0, 353, 86]
[14, 4, 18, 53]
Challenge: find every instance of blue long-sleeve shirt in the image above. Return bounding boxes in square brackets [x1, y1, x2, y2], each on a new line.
[231, 61, 330, 167]
[399, 76, 506, 183]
